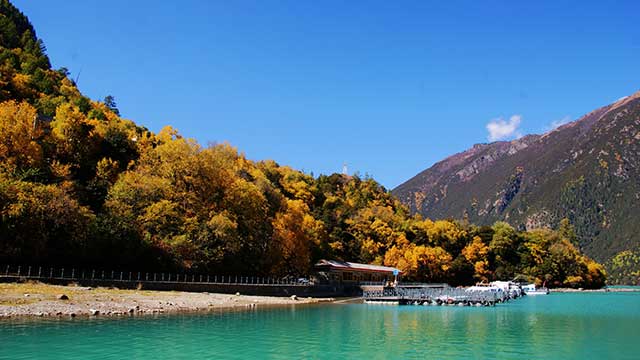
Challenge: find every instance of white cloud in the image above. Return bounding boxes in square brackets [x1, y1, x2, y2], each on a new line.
[486, 115, 522, 142]
[545, 116, 572, 132]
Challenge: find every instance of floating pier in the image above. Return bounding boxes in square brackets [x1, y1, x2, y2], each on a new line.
[363, 286, 521, 307]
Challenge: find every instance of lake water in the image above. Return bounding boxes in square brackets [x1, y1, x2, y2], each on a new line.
[1, 292, 639, 359]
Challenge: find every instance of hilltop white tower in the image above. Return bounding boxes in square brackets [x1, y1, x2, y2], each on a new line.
[342, 163, 348, 175]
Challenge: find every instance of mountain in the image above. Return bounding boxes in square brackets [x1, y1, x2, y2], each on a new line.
[394, 92, 640, 267]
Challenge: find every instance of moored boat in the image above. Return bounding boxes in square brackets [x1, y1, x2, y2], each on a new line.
[522, 284, 549, 295]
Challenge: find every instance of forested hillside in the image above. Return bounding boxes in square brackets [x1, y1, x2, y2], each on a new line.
[0, 0, 606, 287]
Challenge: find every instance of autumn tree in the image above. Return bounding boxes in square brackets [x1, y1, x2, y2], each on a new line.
[462, 236, 491, 281]
[0, 101, 42, 173]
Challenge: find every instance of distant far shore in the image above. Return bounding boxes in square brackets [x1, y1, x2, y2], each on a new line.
[550, 287, 640, 293]
[0, 282, 333, 319]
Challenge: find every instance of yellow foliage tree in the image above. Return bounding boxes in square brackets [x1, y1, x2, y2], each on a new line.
[0, 101, 42, 171]
[272, 199, 324, 275]
[461, 236, 491, 281]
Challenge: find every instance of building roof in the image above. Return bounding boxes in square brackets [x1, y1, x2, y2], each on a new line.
[314, 259, 402, 274]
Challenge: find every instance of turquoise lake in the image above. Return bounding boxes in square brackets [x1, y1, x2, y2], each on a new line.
[1, 292, 639, 359]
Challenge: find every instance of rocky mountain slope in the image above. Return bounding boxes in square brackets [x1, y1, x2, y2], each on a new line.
[394, 92, 640, 264]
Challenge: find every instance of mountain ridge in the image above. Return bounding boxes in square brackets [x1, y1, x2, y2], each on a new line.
[393, 90, 640, 268]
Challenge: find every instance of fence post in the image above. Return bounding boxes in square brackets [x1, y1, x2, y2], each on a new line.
[61, 268, 64, 279]
[120, 272, 123, 281]
[129, 272, 132, 281]
[38, 267, 42, 278]
[17, 266, 21, 276]
[138, 272, 141, 281]
[71, 269, 75, 279]
[111, 270, 114, 279]
[92, 270, 95, 280]
[27, 266, 31, 277]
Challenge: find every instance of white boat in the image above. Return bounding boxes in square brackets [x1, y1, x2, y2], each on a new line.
[491, 281, 523, 297]
[466, 283, 504, 293]
[522, 284, 549, 295]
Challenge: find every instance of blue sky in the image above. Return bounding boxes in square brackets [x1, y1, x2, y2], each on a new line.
[13, 0, 640, 188]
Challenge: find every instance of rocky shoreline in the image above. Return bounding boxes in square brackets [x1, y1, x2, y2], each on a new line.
[0, 283, 333, 319]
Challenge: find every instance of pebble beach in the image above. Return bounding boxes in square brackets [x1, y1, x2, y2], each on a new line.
[0, 282, 332, 318]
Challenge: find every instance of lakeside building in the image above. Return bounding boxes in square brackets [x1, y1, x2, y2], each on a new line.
[314, 260, 401, 284]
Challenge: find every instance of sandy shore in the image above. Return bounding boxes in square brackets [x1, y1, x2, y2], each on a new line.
[0, 282, 333, 318]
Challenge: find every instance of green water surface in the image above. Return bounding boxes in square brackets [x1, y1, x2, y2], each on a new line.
[1, 292, 639, 359]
